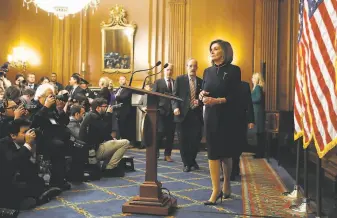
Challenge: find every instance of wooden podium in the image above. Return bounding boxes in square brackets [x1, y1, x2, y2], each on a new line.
[121, 85, 182, 216]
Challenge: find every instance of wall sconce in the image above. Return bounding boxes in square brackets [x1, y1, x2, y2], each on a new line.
[7, 47, 29, 72]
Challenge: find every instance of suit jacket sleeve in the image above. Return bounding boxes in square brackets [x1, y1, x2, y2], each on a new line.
[246, 85, 255, 124]
[226, 66, 241, 104]
[172, 77, 180, 110]
[79, 113, 92, 144]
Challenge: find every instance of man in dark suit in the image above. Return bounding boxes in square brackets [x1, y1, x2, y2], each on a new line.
[26, 73, 38, 90]
[79, 78, 95, 100]
[115, 76, 135, 142]
[68, 75, 85, 99]
[152, 63, 175, 162]
[0, 119, 61, 210]
[231, 81, 254, 179]
[50, 72, 64, 92]
[172, 59, 203, 172]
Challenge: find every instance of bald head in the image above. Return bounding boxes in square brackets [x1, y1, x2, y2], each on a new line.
[186, 58, 198, 76]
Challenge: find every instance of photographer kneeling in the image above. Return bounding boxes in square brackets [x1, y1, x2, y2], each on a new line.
[0, 119, 61, 210]
[79, 98, 130, 177]
[30, 83, 71, 190]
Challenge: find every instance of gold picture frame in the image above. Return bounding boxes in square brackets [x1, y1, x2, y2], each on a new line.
[101, 5, 137, 74]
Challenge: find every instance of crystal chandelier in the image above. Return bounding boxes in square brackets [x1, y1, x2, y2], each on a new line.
[23, 0, 100, 20]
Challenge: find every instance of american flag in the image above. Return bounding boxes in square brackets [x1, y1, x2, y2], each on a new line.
[294, 0, 337, 158]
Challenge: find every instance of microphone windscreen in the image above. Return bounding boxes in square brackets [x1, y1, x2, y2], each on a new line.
[156, 61, 162, 66]
[163, 63, 169, 68]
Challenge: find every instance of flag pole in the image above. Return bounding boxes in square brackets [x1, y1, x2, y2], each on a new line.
[283, 139, 301, 198]
[290, 146, 313, 213]
[316, 155, 322, 217]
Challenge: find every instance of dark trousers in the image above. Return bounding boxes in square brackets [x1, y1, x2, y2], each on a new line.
[178, 109, 202, 167]
[39, 139, 67, 186]
[68, 146, 88, 182]
[256, 132, 266, 157]
[118, 111, 136, 143]
[0, 164, 45, 209]
[156, 113, 175, 156]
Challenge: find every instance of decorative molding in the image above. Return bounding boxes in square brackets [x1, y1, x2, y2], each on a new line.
[168, 0, 187, 77]
[254, 0, 279, 111]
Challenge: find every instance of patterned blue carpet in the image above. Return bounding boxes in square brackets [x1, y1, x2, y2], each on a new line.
[19, 149, 244, 218]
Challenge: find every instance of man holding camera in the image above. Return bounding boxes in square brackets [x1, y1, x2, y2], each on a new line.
[30, 83, 71, 190]
[79, 98, 130, 177]
[0, 119, 61, 210]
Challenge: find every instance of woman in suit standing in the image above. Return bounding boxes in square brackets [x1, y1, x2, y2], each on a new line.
[199, 39, 241, 205]
[251, 72, 265, 158]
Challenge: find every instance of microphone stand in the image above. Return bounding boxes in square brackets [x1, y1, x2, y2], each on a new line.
[129, 61, 161, 86]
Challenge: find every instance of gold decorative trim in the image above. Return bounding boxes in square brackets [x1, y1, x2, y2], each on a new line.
[101, 5, 137, 74]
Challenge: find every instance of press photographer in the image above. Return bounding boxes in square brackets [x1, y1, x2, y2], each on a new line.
[79, 98, 130, 177]
[0, 95, 30, 139]
[30, 83, 72, 190]
[0, 119, 61, 210]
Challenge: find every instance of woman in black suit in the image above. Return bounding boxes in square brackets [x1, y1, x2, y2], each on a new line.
[199, 40, 241, 205]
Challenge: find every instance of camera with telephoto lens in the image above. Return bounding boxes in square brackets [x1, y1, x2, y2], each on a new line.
[54, 93, 69, 102]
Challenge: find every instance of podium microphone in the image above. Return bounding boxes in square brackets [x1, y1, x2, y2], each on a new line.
[129, 61, 162, 86]
[142, 63, 169, 89]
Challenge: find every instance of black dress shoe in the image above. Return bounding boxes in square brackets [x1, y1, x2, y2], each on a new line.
[193, 163, 200, 170]
[102, 166, 125, 177]
[50, 181, 71, 191]
[38, 187, 62, 205]
[183, 166, 191, 172]
[0, 208, 19, 217]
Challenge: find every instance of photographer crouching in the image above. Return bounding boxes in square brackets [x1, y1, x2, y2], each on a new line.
[79, 98, 130, 177]
[30, 83, 71, 190]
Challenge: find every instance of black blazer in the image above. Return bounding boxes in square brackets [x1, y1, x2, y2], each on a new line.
[152, 78, 175, 116]
[239, 81, 255, 125]
[115, 87, 132, 120]
[70, 86, 85, 99]
[0, 137, 32, 188]
[172, 74, 203, 123]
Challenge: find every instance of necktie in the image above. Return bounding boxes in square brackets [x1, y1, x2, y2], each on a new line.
[167, 79, 172, 93]
[189, 77, 196, 108]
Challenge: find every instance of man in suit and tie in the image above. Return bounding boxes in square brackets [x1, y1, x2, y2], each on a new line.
[152, 63, 175, 162]
[26, 73, 38, 90]
[115, 76, 134, 142]
[50, 73, 64, 92]
[69, 74, 85, 100]
[172, 59, 203, 172]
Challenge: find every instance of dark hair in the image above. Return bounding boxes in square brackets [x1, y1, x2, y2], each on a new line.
[22, 88, 35, 97]
[209, 39, 233, 65]
[15, 73, 24, 81]
[71, 75, 81, 84]
[8, 118, 31, 135]
[51, 72, 57, 75]
[70, 105, 83, 116]
[91, 98, 107, 110]
[40, 76, 50, 83]
[4, 86, 21, 101]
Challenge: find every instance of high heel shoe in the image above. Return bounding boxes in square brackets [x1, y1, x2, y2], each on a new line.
[204, 191, 223, 205]
[223, 193, 231, 199]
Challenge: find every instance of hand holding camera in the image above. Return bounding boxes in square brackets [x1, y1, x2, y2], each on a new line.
[44, 95, 56, 108]
[25, 129, 36, 145]
[14, 104, 26, 119]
